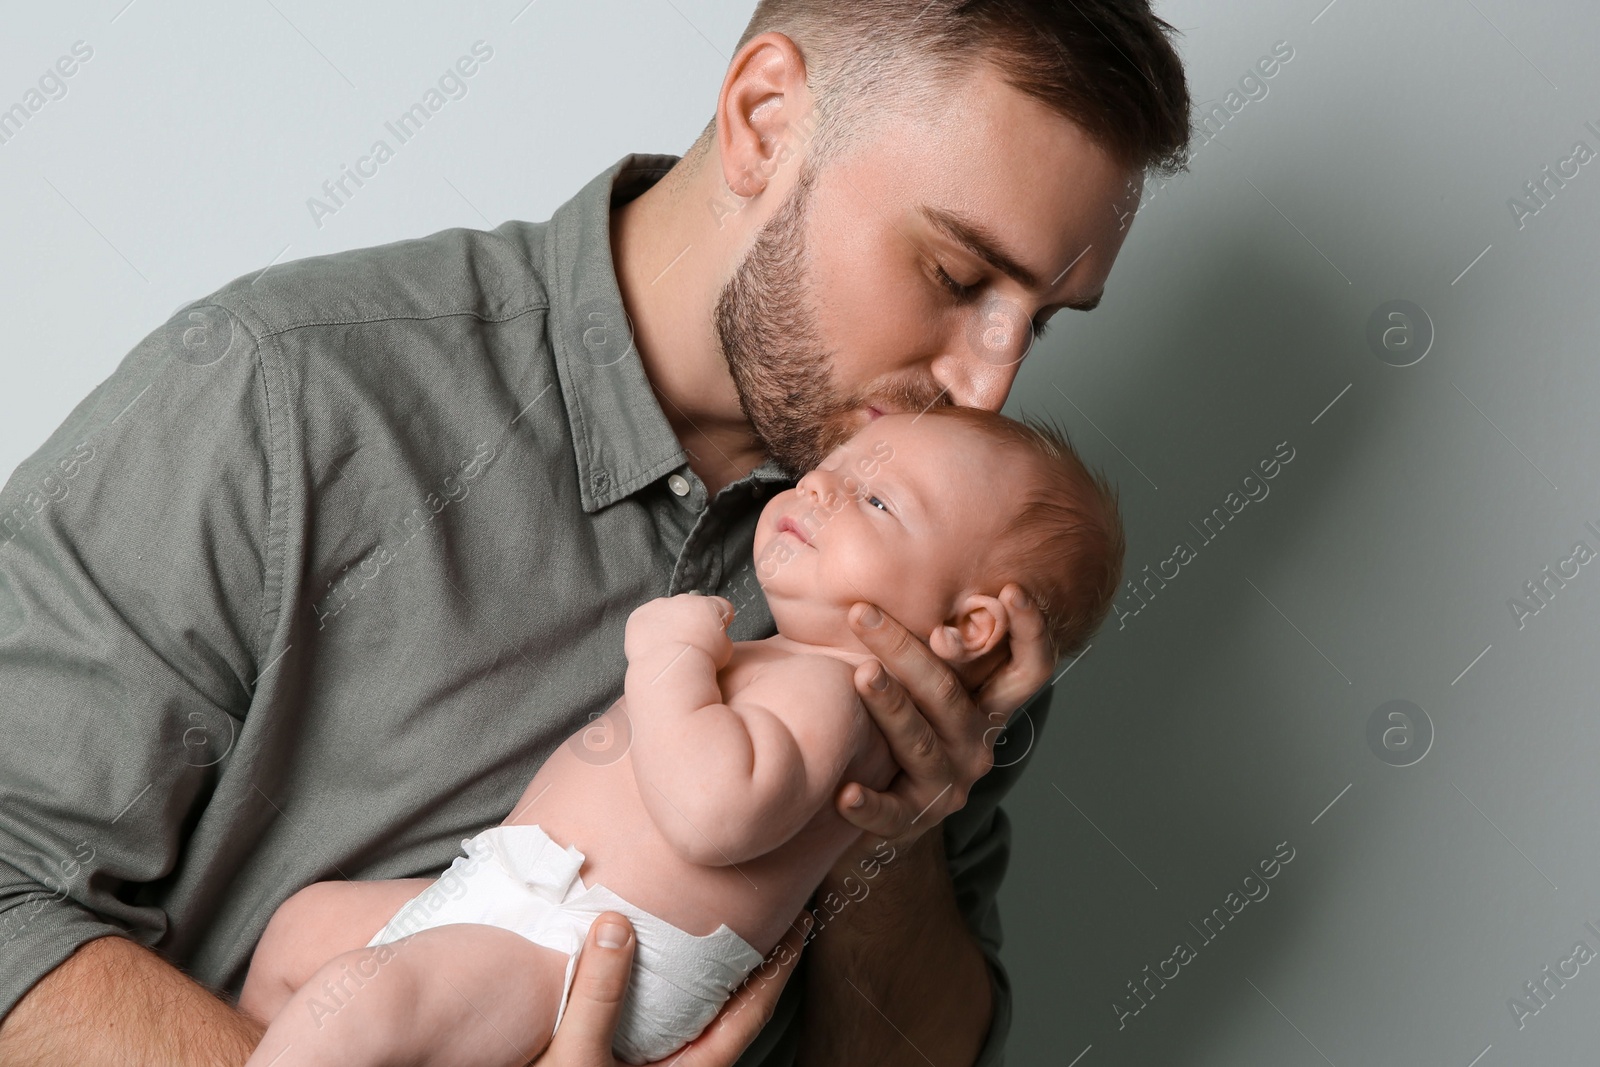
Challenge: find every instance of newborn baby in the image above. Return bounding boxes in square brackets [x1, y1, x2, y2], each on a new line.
[238, 405, 1124, 1066]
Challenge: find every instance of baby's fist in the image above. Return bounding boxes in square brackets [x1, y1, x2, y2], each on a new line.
[625, 593, 736, 667]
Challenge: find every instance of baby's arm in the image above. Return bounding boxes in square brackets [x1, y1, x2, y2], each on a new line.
[624, 594, 871, 866]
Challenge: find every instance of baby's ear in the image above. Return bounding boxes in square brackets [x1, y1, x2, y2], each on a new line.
[929, 593, 1010, 665]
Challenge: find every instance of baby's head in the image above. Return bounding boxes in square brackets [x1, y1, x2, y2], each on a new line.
[753, 407, 1125, 677]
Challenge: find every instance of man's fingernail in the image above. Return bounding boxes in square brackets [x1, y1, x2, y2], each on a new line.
[598, 922, 629, 948]
[869, 667, 889, 690]
[848, 790, 866, 808]
[1013, 589, 1030, 608]
[858, 605, 882, 628]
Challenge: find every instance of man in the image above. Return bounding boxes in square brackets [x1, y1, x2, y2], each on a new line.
[0, 1, 1188, 1063]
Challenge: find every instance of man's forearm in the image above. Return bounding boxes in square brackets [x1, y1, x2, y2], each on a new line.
[0, 934, 264, 1066]
[795, 830, 994, 1067]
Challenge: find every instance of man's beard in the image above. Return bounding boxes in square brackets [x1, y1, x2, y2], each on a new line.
[712, 160, 938, 478]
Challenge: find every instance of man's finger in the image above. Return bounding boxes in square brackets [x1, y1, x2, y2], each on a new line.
[848, 603, 945, 692]
[541, 911, 634, 1066]
[849, 602, 970, 745]
[852, 656, 947, 779]
[975, 585, 1056, 719]
[835, 778, 913, 841]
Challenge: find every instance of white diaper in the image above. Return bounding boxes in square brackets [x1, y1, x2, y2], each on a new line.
[366, 824, 767, 1065]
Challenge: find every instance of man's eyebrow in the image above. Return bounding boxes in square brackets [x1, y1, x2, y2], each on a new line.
[919, 205, 1103, 311]
[920, 204, 1043, 290]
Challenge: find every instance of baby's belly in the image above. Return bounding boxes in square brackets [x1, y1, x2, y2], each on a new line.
[504, 700, 863, 957]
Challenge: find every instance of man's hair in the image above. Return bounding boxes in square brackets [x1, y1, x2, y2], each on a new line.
[920, 404, 1126, 663]
[690, 0, 1192, 177]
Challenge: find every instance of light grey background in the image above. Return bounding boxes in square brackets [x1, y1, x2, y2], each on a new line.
[3, 2, 1598, 1064]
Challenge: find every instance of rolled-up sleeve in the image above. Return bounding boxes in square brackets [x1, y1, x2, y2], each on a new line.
[0, 302, 276, 1020]
[939, 682, 1053, 1067]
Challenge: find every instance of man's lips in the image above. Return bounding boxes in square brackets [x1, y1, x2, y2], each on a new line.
[777, 516, 811, 546]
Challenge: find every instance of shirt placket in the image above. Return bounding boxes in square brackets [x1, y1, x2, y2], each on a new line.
[667, 472, 721, 596]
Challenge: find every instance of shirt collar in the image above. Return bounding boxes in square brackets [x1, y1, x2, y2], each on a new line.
[545, 152, 791, 513]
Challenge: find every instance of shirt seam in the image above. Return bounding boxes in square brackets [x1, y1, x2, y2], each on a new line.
[547, 195, 602, 511]
[252, 336, 278, 661]
[203, 298, 290, 668]
[252, 304, 551, 341]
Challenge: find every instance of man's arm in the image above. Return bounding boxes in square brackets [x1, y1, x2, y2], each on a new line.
[0, 303, 276, 1063]
[795, 678, 1054, 1067]
[795, 825, 995, 1067]
[0, 936, 265, 1064]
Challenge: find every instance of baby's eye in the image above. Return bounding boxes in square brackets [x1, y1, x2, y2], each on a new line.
[865, 494, 889, 513]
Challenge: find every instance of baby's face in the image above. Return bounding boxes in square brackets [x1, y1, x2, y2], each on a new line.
[753, 413, 1025, 647]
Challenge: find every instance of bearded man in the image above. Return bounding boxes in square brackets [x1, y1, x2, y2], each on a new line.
[0, 2, 1189, 1063]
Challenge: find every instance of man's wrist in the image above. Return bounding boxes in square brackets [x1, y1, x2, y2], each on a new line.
[797, 829, 995, 1066]
[811, 828, 939, 945]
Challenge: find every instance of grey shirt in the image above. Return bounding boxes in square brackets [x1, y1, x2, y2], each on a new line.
[0, 152, 1050, 1067]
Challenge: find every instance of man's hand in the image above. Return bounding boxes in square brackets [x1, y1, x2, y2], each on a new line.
[623, 593, 736, 671]
[834, 582, 1052, 852]
[539, 908, 811, 1066]
[790, 583, 1050, 1067]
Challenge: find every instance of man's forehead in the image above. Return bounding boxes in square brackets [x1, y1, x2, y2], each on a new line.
[838, 70, 1135, 302]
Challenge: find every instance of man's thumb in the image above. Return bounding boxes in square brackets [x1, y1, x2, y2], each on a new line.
[547, 911, 636, 1063]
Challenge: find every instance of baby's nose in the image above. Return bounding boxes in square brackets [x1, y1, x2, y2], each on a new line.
[819, 470, 844, 505]
[800, 471, 840, 505]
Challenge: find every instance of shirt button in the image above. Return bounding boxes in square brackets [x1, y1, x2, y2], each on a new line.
[668, 474, 690, 497]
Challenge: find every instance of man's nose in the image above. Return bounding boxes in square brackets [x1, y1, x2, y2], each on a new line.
[930, 350, 1023, 413]
[932, 297, 1034, 410]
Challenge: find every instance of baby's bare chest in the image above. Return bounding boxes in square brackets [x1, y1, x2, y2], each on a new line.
[504, 644, 880, 951]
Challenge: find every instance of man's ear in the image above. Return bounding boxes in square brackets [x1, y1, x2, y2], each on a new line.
[929, 593, 1010, 666]
[716, 32, 813, 200]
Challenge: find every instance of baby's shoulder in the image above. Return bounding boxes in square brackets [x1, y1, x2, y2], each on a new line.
[735, 649, 862, 707]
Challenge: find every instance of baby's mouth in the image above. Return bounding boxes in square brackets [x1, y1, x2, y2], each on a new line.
[777, 516, 812, 546]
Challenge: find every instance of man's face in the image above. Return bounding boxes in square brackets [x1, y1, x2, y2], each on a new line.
[713, 62, 1140, 479]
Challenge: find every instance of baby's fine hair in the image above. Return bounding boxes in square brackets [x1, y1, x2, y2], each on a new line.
[918, 405, 1126, 663]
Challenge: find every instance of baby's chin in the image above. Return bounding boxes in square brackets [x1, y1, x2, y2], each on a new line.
[768, 592, 927, 647]
[764, 595, 846, 639]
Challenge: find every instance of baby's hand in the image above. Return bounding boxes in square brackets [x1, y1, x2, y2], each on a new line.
[625, 592, 735, 668]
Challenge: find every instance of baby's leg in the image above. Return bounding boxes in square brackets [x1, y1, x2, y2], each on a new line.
[239, 877, 436, 1025]
[244, 923, 574, 1067]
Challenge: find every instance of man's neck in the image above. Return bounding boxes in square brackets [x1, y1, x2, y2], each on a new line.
[610, 163, 768, 498]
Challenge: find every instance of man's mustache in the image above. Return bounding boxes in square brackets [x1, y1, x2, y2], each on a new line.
[850, 380, 950, 418]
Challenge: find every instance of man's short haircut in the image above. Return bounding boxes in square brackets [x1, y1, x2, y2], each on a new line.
[692, 0, 1192, 178]
[920, 404, 1126, 664]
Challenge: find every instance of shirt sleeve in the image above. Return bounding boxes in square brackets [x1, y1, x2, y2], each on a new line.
[0, 301, 278, 1021]
[939, 681, 1054, 1067]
